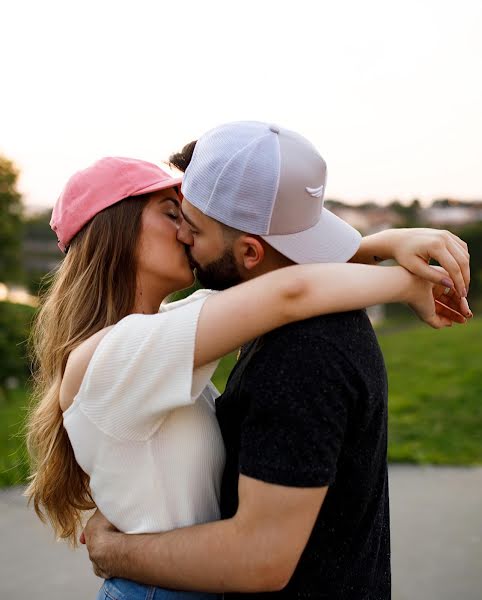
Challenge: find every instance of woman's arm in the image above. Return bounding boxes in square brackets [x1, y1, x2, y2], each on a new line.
[193, 263, 458, 369]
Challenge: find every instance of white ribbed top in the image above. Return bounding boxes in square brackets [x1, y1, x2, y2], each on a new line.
[63, 290, 226, 533]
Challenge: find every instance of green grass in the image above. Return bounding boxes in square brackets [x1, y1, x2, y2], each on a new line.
[1, 321, 480, 488]
[212, 351, 238, 392]
[0, 388, 30, 487]
[378, 318, 482, 465]
[212, 322, 482, 465]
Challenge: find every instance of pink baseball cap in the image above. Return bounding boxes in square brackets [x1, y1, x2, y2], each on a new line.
[51, 157, 182, 252]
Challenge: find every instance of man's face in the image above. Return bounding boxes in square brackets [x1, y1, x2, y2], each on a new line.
[178, 199, 244, 290]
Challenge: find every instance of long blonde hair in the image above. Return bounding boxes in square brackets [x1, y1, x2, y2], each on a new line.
[25, 195, 149, 545]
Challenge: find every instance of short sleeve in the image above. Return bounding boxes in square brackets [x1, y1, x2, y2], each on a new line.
[239, 326, 357, 487]
[77, 291, 218, 441]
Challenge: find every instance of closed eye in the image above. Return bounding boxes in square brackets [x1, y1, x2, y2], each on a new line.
[162, 199, 181, 222]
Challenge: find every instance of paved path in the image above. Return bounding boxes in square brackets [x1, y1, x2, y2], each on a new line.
[390, 465, 482, 600]
[1, 465, 481, 600]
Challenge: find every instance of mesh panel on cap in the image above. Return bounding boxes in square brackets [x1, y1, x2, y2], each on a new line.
[183, 123, 280, 234]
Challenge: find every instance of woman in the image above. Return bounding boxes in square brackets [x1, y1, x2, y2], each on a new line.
[26, 157, 466, 600]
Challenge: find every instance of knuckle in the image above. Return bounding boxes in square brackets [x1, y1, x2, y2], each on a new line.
[88, 546, 98, 564]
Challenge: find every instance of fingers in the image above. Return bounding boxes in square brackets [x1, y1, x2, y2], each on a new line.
[442, 294, 472, 318]
[395, 229, 470, 299]
[410, 230, 471, 296]
[436, 316, 455, 328]
[440, 229, 470, 261]
[93, 563, 108, 579]
[410, 259, 454, 288]
[447, 239, 470, 293]
[428, 234, 470, 296]
[434, 300, 467, 324]
[447, 231, 469, 253]
[459, 296, 472, 317]
[427, 311, 457, 329]
[435, 285, 473, 318]
[428, 246, 467, 297]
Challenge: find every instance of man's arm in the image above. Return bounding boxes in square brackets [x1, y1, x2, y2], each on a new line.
[84, 475, 327, 593]
[85, 329, 352, 592]
[350, 227, 470, 298]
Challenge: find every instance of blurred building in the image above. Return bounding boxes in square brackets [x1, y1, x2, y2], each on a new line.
[423, 202, 482, 227]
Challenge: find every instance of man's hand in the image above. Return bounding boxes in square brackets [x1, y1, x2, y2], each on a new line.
[81, 510, 119, 579]
[74, 476, 328, 593]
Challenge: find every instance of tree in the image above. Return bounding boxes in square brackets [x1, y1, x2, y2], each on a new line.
[0, 301, 35, 393]
[22, 210, 58, 294]
[388, 198, 421, 227]
[0, 156, 24, 283]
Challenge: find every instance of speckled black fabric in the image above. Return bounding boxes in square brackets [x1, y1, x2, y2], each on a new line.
[216, 310, 391, 600]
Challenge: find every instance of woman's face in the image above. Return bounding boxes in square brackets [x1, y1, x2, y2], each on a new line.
[136, 189, 195, 296]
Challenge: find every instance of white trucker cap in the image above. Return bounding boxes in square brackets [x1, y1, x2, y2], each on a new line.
[181, 121, 362, 264]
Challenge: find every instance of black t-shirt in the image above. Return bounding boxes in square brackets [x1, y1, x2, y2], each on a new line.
[216, 310, 391, 600]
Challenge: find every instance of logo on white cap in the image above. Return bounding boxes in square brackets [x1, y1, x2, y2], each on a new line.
[305, 184, 324, 198]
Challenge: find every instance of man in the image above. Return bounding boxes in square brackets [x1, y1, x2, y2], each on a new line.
[84, 122, 470, 598]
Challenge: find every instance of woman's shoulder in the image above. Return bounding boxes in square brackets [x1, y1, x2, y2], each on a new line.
[159, 289, 217, 313]
[59, 326, 115, 412]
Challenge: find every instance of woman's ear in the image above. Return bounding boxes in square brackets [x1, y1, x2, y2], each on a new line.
[233, 235, 265, 271]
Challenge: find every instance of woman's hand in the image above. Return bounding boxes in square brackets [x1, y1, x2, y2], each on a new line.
[390, 228, 470, 298]
[405, 269, 470, 328]
[354, 228, 470, 300]
[433, 284, 472, 323]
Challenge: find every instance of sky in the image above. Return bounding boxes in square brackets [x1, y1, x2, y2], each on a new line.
[1, 0, 481, 211]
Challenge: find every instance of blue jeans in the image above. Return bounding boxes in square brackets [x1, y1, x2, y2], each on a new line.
[97, 578, 221, 600]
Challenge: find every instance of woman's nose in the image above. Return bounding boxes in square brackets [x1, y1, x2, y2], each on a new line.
[177, 220, 194, 246]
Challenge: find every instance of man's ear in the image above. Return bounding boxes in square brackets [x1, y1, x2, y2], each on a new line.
[233, 235, 265, 271]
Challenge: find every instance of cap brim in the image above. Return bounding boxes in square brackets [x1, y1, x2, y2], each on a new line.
[261, 208, 362, 264]
[131, 176, 183, 196]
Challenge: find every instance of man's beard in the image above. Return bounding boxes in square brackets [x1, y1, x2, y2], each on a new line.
[186, 248, 244, 291]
